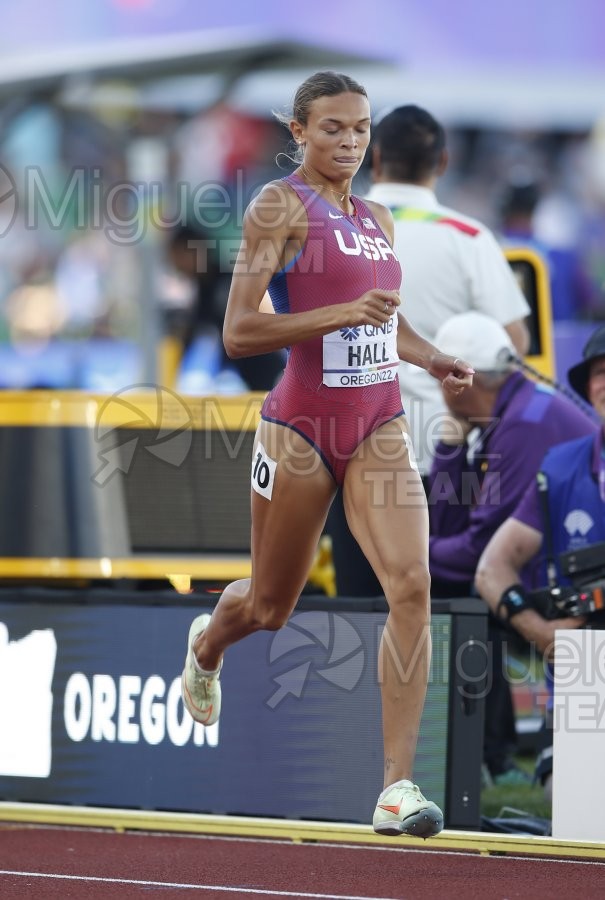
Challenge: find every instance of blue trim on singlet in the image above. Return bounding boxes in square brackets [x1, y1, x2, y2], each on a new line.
[381, 409, 405, 425]
[268, 268, 291, 315]
[266, 175, 308, 315]
[259, 414, 337, 484]
[276, 247, 304, 275]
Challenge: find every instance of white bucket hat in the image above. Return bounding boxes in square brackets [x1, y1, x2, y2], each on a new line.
[434, 311, 515, 372]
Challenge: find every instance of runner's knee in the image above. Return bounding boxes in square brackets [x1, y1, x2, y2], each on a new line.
[251, 594, 293, 631]
[384, 560, 430, 611]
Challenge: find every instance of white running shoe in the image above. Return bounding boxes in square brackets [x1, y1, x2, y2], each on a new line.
[181, 613, 222, 726]
[373, 779, 444, 838]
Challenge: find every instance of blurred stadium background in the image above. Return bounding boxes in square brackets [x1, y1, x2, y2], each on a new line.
[0, 0, 603, 390]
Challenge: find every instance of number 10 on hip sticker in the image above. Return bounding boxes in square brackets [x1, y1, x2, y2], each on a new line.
[251, 442, 277, 500]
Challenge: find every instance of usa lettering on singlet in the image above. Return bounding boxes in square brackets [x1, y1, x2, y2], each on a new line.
[267, 176, 402, 396]
[322, 315, 399, 388]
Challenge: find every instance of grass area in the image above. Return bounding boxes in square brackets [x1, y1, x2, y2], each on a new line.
[480, 755, 551, 822]
[478, 647, 553, 824]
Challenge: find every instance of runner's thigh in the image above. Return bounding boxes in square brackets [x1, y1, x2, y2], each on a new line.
[250, 420, 336, 610]
[342, 418, 429, 589]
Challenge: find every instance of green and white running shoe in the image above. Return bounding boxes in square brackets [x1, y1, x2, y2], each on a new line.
[373, 779, 444, 838]
[181, 613, 222, 726]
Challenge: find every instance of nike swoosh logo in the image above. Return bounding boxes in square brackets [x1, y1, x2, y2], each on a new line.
[378, 801, 402, 815]
[328, 211, 343, 219]
[182, 676, 214, 724]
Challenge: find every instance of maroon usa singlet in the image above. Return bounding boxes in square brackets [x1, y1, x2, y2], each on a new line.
[261, 173, 404, 484]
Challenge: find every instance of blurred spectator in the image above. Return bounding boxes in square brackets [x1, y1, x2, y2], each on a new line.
[175, 103, 271, 186]
[499, 180, 591, 321]
[499, 181, 542, 243]
[166, 223, 284, 392]
[54, 232, 112, 333]
[6, 280, 65, 343]
[572, 124, 605, 320]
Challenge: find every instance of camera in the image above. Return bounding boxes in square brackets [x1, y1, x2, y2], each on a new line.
[528, 541, 605, 621]
[529, 582, 605, 620]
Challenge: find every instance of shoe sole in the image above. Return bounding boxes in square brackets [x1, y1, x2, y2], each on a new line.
[374, 808, 444, 839]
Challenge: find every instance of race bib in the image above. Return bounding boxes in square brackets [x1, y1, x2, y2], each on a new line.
[251, 442, 277, 500]
[322, 316, 399, 387]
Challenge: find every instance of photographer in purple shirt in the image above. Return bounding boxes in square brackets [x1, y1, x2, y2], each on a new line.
[476, 324, 605, 801]
[428, 311, 596, 783]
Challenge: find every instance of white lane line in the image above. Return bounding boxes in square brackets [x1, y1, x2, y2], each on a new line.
[10, 825, 605, 867]
[0, 871, 399, 900]
[299, 840, 605, 867]
[125, 832, 605, 867]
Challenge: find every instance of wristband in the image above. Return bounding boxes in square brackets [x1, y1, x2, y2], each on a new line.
[497, 584, 531, 621]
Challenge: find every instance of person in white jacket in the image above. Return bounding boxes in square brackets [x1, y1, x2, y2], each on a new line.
[367, 104, 530, 476]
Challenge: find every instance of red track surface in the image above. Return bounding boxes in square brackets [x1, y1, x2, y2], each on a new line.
[1, 824, 604, 899]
